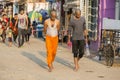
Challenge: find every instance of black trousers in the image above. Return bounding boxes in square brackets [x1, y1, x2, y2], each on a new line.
[18, 28, 25, 47]
[25, 33, 30, 42]
[72, 40, 85, 58]
[25, 27, 32, 42]
[1, 30, 6, 43]
[13, 33, 18, 42]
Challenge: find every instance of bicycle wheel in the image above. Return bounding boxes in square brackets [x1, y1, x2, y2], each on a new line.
[103, 44, 114, 66]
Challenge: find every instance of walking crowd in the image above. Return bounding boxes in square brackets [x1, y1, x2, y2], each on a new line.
[0, 8, 32, 47]
[0, 7, 90, 72]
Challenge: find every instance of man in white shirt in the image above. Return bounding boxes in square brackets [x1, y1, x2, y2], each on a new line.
[44, 10, 60, 72]
[15, 9, 28, 47]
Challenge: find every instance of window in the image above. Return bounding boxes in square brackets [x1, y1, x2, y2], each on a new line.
[88, 0, 91, 6]
[87, 0, 98, 41]
[88, 7, 91, 13]
[91, 8, 97, 15]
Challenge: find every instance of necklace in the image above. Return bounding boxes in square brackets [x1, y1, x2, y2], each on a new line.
[50, 20, 55, 28]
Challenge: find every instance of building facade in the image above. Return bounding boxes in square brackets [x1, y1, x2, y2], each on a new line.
[97, 0, 116, 50]
[115, 0, 120, 20]
[80, 0, 99, 50]
[88, 0, 98, 41]
[80, 0, 116, 51]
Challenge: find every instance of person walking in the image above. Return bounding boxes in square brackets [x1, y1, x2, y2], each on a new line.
[44, 10, 60, 72]
[6, 27, 13, 47]
[32, 21, 37, 37]
[16, 9, 28, 47]
[68, 9, 88, 71]
[25, 14, 32, 43]
[12, 13, 18, 43]
[1, 14, 9, 43]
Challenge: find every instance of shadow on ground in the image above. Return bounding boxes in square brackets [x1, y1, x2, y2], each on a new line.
[21, 52, 48, 70]
[38, 51, 74, 69]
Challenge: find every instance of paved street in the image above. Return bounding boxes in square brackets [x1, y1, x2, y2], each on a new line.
[0, 37, 120, 80]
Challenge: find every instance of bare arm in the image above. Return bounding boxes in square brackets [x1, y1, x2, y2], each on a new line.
[44, 20, 48, 34]
[84, 29, 88, 44]
[84, 30, 88, 39]
[15, 19, 18, 28]
[26, 16, 28, 29]
[57, 20, 60, 31]
[68, 34, 71, 42]
[83, 18, 88, 43]
[68, 20, 73, 42]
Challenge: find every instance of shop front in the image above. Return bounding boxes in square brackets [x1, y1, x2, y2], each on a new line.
[0, 1, 13, 18]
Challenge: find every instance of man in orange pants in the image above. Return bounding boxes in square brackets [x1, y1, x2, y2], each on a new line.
[44, 10, 60, 72]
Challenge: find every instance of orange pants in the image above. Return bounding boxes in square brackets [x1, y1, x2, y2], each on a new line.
[46, 35, 58, 67]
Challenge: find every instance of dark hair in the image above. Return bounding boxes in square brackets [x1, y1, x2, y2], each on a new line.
[2, 14, 6, 16]
[14, 13, 18, 15]
[20, 8, 24, 11]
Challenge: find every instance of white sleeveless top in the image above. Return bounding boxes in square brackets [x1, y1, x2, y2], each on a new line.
[46, 19, 58, 37]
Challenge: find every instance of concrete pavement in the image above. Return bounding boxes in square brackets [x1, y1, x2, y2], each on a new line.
[0, 37, 120, 80]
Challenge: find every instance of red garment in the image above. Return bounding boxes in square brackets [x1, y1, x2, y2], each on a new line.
[5, 18, 9, 22]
